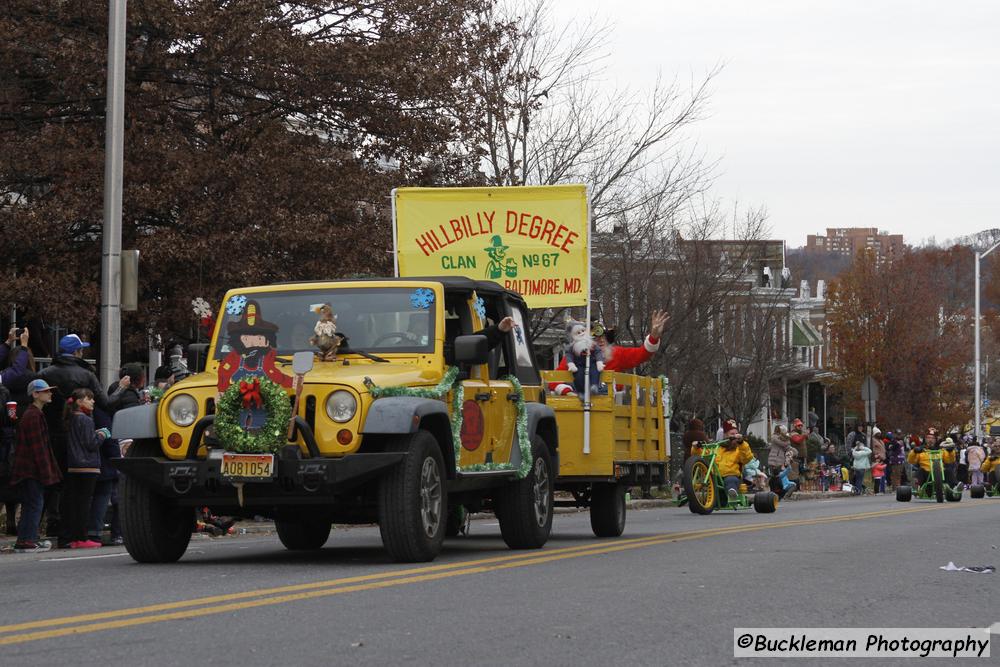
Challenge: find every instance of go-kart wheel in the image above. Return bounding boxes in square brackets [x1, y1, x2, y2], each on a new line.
[933, 477, 944, 503]
[895, 486, 912, 502]
[752, 491, 778, 513]
[970, 484, 985, 499]
[946, 486, 962, 502]
[683, 456, 715, 515]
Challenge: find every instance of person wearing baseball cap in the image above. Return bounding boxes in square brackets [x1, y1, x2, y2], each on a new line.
[38, 334, 130, 547]
[9, 379, 61, 552]
[714, 419, 754, 502]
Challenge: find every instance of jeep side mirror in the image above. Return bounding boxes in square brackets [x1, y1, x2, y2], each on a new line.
[292, 351, 314, 375]
[454, 334, 489, 366]
[187, 343, 209, 373]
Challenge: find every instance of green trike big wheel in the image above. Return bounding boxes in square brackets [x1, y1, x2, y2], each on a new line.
[683, 456, 715, 515]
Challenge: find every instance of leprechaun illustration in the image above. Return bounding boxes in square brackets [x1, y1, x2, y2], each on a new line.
[218, 300, 293, 428]
[484, 235, 517, 280]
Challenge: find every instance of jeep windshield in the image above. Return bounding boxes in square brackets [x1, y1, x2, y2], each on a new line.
[213, 287, 436, 360]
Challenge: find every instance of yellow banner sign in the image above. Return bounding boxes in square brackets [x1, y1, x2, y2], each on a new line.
[393, 185, 589, 308]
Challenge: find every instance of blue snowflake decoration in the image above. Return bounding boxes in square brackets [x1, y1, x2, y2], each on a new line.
[514, 324, 525, 345]
[410, 288, 435, 309]
[226, 295, 248, 316]
[473, 297, 486, 319]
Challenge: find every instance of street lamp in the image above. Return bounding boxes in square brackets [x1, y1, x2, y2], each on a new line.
[975, 240, 1000, 440]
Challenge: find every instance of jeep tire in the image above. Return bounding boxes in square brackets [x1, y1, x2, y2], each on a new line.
[120, 439, 194, 563]
[590, 482, 626, 537]
[276, 516, 332, 550]
[378, 430, 447, 562]
[495, 435, 553, 549]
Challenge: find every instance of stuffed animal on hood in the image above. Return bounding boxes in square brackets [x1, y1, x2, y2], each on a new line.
[309, 303, 340, 361]
[563, 318, 605, 395]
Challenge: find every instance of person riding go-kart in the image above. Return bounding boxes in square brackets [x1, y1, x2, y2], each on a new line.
[683, 420, 779, 514]
[897, 429, 962, 503]
[970, 444, 1000, 498]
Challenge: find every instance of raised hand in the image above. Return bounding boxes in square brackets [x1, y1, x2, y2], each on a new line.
[649, 310, 669, 338]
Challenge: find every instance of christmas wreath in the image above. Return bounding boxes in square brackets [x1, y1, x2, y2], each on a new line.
[214, 376, 292, 453]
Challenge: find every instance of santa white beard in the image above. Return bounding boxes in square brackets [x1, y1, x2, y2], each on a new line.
[571, 336, 594, 356]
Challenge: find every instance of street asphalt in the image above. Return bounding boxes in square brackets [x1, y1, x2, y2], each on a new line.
[1, 494, 998, 666]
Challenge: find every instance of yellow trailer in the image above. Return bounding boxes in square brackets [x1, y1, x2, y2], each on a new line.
[541, 369, 670, 537]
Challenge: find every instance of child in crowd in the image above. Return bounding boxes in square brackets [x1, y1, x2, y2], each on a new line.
[63, 388, 109, 549]
[871, 457, 887, 494]
[743, 457, 768, 492]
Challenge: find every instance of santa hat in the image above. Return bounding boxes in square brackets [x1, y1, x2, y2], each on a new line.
[723, 420, 740, 437]
[908, 434, 921, 445]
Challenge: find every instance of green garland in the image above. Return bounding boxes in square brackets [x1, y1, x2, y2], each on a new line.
[459, 376, 531, 479]
[365, 367, 531, 480]
[214, 376, 292, 454]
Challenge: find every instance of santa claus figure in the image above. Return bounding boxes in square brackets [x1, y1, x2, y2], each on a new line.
[550, 309, 668, 396]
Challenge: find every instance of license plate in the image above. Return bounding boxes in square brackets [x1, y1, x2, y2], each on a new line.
[221, 453, 274, 480]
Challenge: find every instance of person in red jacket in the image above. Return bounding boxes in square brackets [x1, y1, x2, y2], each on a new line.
[11, 379, 61, 552]
[550, 309, 668, 396]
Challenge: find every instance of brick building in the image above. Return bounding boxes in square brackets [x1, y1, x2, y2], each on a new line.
[805, 228, 904, 264]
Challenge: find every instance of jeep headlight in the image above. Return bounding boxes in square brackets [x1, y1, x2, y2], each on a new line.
[167, 394, 199, 427]
[325, 390, 357, 423]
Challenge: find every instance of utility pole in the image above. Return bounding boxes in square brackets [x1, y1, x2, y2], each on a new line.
[100, 0, 127, 387]
[975, 240, 1000, 441]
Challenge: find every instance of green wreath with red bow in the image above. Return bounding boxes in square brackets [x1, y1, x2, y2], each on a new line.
[214, 376, 292, 453]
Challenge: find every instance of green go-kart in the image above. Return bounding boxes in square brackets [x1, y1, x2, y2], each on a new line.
[896, 449, 962, 503]
[682, 442, 779, 515]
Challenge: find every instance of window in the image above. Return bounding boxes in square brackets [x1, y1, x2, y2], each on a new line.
[215, 287, 436, 360]
[507, 301, 541, 385]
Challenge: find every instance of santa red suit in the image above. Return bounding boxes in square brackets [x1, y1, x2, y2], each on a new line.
[549, 335, 660, 395]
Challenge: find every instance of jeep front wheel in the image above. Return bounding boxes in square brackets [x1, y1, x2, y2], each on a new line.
[378, 431, 447, 562]
[120, 439, 194, 563]
[495, 436, 553, 549]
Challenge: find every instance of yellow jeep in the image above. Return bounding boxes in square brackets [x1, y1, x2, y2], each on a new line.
[113, 278, 558, 563]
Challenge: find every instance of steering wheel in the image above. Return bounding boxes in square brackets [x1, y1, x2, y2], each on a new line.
[371, 331, 418, 347]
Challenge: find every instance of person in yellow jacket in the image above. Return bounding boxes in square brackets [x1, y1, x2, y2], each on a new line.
[714, 420, 754, 501]
[907, 430, 956, 488]
[981, 444, 1000, 488]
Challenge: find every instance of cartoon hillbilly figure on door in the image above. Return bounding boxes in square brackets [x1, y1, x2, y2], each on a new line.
[218, 299, 293, 429]
[484, 235, 518, 280]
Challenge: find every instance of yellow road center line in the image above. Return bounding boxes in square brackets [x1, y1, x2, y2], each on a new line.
[0, 502, 966, 646]
[0, 503, 942, 634]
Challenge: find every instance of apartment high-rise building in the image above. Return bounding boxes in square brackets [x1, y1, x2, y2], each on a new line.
[805, 228, 904, 264]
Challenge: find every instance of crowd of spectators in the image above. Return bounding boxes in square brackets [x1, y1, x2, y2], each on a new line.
[0, 327, 182, 552]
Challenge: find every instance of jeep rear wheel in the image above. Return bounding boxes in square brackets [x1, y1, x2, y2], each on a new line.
[120, 439, 194, 563]
[378, 431, 447, 562]
[495, 436, 553, 549]
[276, 517, 332, 550]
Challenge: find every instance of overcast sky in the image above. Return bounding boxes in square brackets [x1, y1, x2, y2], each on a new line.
[552, 0, 1000, 247]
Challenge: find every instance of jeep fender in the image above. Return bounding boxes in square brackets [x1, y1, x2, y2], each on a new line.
[362, 397, 455, 474]
[112, 404, 159, 440]
[510, 403, 559, 472]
